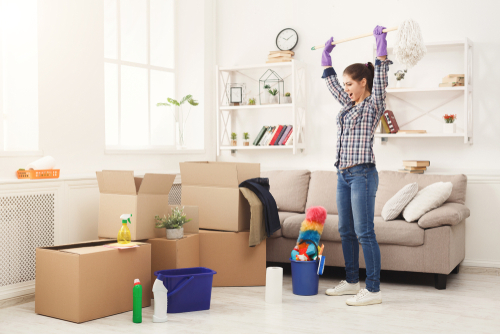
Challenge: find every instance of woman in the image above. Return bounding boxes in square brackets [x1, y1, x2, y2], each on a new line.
[322, 26, 392, 306]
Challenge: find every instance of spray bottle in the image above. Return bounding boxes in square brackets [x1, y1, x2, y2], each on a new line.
[152, 277, 168, 323]
[117, 214, 132, 244]
[133, 278, 142, 323]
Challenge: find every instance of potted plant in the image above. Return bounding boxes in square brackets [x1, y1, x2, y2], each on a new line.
[156, 95, 199, 149]
[155, 207, 192, 240]
[268, 88, 279, 104]
[248, 98, 256, 105]
[263, 84, 271, 104]
[443, 114, 457, 133]
[394, 70, 407, 88]
[243, 132, 250, 146]
[284, 92, 291, 103]
[231, 132, 237, 146]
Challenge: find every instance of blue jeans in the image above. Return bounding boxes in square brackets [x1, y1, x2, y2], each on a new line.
[336, 163, 381, 292]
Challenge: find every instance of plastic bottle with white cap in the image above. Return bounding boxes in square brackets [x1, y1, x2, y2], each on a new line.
[152, 277, 168, 323]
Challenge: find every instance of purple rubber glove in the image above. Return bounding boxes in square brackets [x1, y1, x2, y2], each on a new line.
[374, 25, 387, 57]
[321, 37, 335, 66]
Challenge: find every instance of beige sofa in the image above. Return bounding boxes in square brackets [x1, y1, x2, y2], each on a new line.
[261, 170, 470, 290]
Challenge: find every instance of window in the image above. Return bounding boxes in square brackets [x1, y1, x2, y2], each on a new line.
[104, 0, 175, 150]
[0, 0, 39, 153]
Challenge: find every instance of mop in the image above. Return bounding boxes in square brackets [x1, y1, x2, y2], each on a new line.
[311, 19, 426, 68]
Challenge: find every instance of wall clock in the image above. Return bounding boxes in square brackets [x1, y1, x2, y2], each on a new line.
[276, 28, 298, 51]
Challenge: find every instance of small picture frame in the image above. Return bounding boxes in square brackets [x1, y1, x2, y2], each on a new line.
[230, 87, 242, 105]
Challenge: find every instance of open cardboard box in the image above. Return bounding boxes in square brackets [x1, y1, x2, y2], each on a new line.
[35, 240, 151, 323]
[146, 212, 200, 287]
[180, 162, 260, 232]
[96, 170, 197, 240]
[199, 230, 266, 287]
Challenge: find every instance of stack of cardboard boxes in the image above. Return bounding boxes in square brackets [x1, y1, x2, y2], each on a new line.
[35, 163, 266, 323]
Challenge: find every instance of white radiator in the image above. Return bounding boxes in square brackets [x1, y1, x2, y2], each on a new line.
[0, 193, 56, 288]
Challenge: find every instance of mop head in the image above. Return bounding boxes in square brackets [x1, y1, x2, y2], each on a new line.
[291, 206, 327, 261]
[394, 19, 427, 69]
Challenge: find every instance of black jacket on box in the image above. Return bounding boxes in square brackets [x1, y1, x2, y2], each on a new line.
[239, 177, 280, 238]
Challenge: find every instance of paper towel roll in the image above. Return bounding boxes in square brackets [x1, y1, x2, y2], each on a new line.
[265, 267, 283, 304]
[26, 156, 56, 170]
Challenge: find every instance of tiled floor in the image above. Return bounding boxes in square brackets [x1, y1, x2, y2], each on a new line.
[1, 267, 499, 333]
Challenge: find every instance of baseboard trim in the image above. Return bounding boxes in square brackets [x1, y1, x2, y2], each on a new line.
[0, 293, 35, 309]
[461, 259, 500, 269]
[0, 280, 35, 301]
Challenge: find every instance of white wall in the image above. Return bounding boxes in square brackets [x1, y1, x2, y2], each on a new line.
[215, 0, 500, 267]
[0, 0, 215, 179]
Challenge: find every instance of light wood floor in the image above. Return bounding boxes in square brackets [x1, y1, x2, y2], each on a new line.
[1, 268, 499, 334]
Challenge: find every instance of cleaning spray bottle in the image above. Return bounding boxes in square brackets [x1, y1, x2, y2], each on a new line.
[117, 214, 132, 244]
[152, 276, 168, 323]
[133, 278, 142, 323]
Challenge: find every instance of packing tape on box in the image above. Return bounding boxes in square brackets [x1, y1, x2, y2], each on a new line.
[26, 156, 56, 170]
[265, 267, 283, 304]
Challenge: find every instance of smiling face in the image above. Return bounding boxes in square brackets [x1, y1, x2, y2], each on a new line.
[343, 74, 367, 101]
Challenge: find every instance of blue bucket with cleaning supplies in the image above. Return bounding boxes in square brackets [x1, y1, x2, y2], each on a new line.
[154, 267, 216, 313]
[290, 239, 320, 296]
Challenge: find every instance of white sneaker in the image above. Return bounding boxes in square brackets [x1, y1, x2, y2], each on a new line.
[325, 280, 361, 296]
[346, 288, 382, 306]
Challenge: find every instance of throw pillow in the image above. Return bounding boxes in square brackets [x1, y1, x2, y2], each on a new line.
[381, 182, 418, 221]
[402, 182, 453, 222]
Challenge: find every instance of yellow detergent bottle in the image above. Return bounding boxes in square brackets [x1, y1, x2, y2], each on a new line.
[117, 214, 132, 244]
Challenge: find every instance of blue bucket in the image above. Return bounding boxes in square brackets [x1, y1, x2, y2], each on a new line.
[290, 258, 319, 296]
[154, 267, 217, 313]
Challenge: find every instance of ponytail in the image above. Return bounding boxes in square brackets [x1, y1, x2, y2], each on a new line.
[343, 62, 375, 92]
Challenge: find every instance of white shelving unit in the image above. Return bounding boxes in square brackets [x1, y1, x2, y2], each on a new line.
[373, 38, 473, 145]
[215, 60, 307, 155]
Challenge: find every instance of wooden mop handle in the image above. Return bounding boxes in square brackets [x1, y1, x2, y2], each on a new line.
[312, 26, 398, 50]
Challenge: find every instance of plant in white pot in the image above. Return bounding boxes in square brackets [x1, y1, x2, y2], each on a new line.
[394, 70, 407, 88]
[284, 92, 292, 103]
[155, 207, 192, 240]
[442, 114, 457, 134]
[268, 88, 279, 104]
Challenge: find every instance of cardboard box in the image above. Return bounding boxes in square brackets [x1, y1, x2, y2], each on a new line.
[180, 162, 260, 232]
[146, 234, 200, 287]
[96, 170, 197, 240]
[35, 240, 151, 323]
[199, 230, 266, 287]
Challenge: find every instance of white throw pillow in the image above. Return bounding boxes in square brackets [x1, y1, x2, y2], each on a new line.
[402, 182, 453, 222]
[381, 182, 419, 221]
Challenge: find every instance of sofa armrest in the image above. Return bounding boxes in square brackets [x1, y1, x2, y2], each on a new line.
[418, 202, 470, 229]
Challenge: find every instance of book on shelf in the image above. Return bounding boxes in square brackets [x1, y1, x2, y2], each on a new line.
[268, 53, 292, 59]
[278, 126, 292, 145]
[266, 127, 278, 145]
[442, 76, 464, 84]
[253, 126, 268, 145]
[283, 127, 293, 145]
[439, 82, 464, 87]
[270, 50, 294, 55]
[383, 110, 399, 133]
[258, 126, 273, 146]
[266, 58, 292, 63]
[398, 130, 427, 134]
[262, 126, 275, 145]
[380, 116, 390, 133]
[274, 125, 288, 145]
[404, 166, 427, 171]
[398, 169, 425, 174]
[402, 160, 430, 167]
[270, 125, 284, 145]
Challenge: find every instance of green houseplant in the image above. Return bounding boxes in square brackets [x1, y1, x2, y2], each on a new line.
[155, 206, 192, 240]
[248, 98, 256, 105]
[157, 95, 199, 149]
[394, 70, 407, 88]
[243, 132, 250, 146]
[268, 88, 279, 104]
[231, 132, 237, 146]
[442, 114, 457, 134]
[284, 92, 291, 103]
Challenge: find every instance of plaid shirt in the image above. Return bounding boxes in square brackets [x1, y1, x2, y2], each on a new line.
[322, 58, 393, 169]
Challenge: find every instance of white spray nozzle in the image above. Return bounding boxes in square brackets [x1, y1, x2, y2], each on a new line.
[120, 213, 132, 224]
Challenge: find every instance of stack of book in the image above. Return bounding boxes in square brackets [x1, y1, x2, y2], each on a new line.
[399, 160, 430, 174]
[439, 74, 464, 87]
[266, 51, 294, 63]
[253, 125, 293, 146]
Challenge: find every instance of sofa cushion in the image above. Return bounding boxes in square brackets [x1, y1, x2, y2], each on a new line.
[261, 170, 311, 212]
[270, 211, 300, 238]
[402, 182, 453, 222]
[375, 171, 467, 216]
[381, 182, 418, 221]
[305, 170, 338, 214]
[418, 202, 470, 229]
[282, 214, 424, 246]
